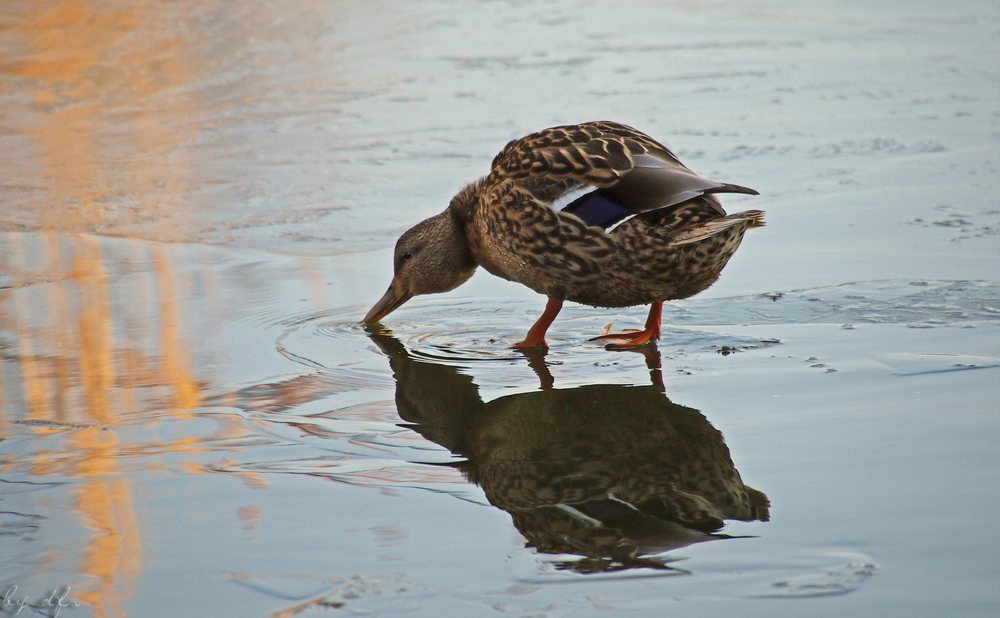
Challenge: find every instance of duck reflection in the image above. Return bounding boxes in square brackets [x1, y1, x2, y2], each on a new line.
[367, 329, 769, 573]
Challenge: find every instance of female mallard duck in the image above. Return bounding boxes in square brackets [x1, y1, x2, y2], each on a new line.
[364, 121, 764, 349]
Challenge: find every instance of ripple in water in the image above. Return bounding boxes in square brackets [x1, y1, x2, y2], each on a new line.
[278, 298, 551, 367]
[269, 293, 784, 393]
[756, 552, 877, 598]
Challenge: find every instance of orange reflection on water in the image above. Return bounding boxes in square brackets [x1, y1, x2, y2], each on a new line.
[71, 429, 142, 618]
[151, 244, 202, 416]
[1, 1, 341, 613]
[3, 0, 201, 238]
[0, 232, 221, 617]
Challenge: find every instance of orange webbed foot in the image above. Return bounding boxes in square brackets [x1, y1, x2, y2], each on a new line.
[590, 302, 663, 348]
[511, 338, 548, 350]
[589, 328, 658, 348]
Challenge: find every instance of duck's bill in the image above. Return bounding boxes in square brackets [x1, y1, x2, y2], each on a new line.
[363, 282, 412, 324]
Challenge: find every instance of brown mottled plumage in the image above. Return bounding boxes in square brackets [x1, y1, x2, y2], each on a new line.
[364, 121, 764, 348]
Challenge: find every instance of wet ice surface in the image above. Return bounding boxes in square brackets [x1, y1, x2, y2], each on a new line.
[2, 0, 1000, 616]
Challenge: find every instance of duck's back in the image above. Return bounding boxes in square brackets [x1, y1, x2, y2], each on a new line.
[460, 122, 763, 308]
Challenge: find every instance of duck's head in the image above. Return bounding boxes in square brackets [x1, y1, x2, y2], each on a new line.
[363, 210, 477, 324]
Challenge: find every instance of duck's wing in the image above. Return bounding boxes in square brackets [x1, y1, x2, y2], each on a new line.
[490, 121, 757, 230]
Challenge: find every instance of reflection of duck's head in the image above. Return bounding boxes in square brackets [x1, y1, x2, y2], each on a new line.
[367, 328, 769, 572]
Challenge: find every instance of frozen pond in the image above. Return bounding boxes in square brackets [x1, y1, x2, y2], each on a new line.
[1, 1, 999, 616]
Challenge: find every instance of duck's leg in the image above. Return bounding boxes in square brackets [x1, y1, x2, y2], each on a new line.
[512, 298, 563, 349]
[590, 301, 662, 348]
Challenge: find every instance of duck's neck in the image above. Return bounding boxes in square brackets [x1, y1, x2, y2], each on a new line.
[447, 177, 486, 227]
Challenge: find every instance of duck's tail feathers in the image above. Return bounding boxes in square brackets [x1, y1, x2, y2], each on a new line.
[733, 209, 766, 228]
[670, 209, 766, 245]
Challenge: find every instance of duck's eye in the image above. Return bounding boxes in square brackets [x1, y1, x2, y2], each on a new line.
[402, 251, 413, 261]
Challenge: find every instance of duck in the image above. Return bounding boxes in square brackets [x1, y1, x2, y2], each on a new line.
[363, 121, 764, 349]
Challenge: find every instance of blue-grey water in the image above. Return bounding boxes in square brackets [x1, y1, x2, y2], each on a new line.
[1, 1, 999, 616]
